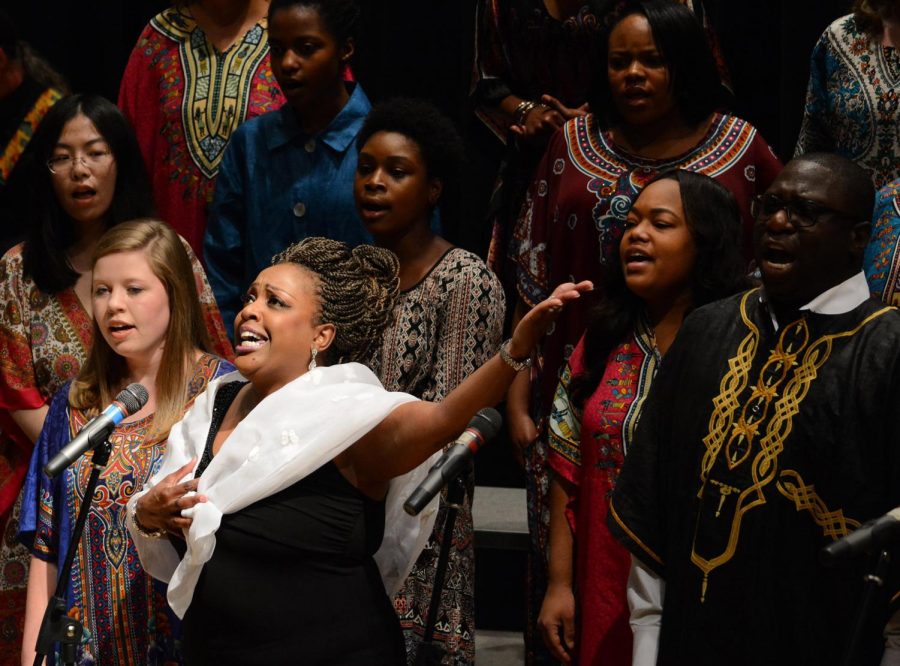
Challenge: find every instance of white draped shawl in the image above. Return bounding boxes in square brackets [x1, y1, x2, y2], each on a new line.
[127, 363, 440, 618]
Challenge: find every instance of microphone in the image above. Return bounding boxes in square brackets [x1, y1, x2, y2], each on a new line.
[44, 383, 149, 478]
[404, 407, 502, 516]
[821, 507, 900, 565]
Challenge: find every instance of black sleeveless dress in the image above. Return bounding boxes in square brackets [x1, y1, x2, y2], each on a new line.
[181, 381, 404, 665]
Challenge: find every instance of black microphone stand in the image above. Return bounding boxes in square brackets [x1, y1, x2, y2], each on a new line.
[414, 466, 469, 666]
[32, 439, 113, 666]
[842, 549, 891, 666]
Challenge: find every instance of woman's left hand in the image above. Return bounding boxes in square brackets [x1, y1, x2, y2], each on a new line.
[507, 281, 593, 358]
[135, 458, 207, 538]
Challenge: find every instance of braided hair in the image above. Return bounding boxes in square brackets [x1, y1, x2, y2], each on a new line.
[272, 237, 399, 363]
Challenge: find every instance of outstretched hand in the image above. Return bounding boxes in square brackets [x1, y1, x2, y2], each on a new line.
[134, 458, 206, 538]
[508, 281, 593, 358]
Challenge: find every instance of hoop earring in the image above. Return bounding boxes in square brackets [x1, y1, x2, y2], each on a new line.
[308, 347, 318, 372]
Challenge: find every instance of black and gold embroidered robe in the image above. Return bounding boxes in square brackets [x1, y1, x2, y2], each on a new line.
[610, 289, 900, 666]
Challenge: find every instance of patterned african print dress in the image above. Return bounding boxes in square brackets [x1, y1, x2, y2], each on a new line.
[472, 0, 731, 280]
[118, 7, 285, 256]
[510, 111, 781, 659]
[368, 248, 504, 665]
[864, 178, 900, 304]
[548, 322, 659, 666]
[0, 241, 231, 665]
[795, 14, 900, 188]
[18, 355, 234, 666]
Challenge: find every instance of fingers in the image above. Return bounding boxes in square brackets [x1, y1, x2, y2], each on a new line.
[539, 618, 571, 663]
[166, 456, 197, 485]
[550, 280, 594, 299]
[540, 95, 589, 121]
[169, 517, 193, 531]
[176, 492, 207, 510]
[540, 93, 564, 113]
[562, 613, 576, 653]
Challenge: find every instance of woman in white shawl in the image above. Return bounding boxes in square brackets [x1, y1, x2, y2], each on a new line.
[127, 236, 590, 665]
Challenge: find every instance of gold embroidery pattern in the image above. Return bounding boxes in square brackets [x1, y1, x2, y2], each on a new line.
[724, 318, 808, 470]
[153, 10, 270, 179]
[691, 302, 893, 599]
[700, 290, 760, 476]
[609, 500, 663, 566]
[776, 469, 861, 540]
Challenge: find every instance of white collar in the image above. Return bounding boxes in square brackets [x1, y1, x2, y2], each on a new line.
[761, 271, 870, 330]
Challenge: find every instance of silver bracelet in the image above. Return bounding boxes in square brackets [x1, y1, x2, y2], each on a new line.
[514, 100, 537, 125]
[500, 338, 532, 372]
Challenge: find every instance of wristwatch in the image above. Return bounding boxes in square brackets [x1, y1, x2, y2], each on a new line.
[500, 338, 532, 372]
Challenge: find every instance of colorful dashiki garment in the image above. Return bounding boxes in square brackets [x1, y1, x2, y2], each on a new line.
[610, 288, 900, 665]
[471, 0, 731, 286]
[0, 241, 231, 665]
[368, 248, 504, 665]
[795, 14, 900, 188]
[864, 178, 900, 304]
[18, 355, 234, 666]
[510, 111, 781, 661]
[0, 79, 63, 253]
[118, 7, 285, 256]
[548, 319, 658, 666]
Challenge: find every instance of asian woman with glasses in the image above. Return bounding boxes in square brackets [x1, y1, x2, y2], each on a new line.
[0, 94, 232, 662]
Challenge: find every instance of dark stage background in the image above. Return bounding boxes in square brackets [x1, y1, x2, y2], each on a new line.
[9, 0, 852, 255]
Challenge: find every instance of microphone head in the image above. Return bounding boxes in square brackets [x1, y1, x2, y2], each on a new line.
[470, 407, 502, 441]
[117, 383, 149, 415]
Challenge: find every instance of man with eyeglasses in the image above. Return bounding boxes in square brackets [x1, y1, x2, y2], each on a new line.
[608, 153, 900, 665]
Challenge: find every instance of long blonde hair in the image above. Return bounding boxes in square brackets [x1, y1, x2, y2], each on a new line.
[69, 220, 211, 439]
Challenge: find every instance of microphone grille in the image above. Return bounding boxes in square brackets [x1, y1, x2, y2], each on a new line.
[118, 383, 149, 414]
[472, 407, 502, 440]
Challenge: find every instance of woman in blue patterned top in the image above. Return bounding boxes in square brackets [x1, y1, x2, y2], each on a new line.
[19, 221, 234, 665]
[795, 0, 900, 187]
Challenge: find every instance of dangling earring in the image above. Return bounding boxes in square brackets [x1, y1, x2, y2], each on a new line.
[308, 347, 318, 371]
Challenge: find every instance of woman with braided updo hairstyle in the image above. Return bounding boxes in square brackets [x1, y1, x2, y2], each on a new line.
[271, 237, 399, 365]
[128, 235, 591, 663]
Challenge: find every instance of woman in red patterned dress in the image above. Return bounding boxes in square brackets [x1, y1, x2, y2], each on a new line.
[118, 0, 285, 256]
[505, 6, 782, 656]
[538, 170, 747, 664]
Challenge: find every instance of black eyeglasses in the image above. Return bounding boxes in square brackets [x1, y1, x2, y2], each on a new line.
[750, 194, 857, 228]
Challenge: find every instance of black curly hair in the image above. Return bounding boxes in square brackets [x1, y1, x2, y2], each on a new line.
[357, 97, 466, 228]
[271, 237, 400, 364]
[267, 0, 361, 44]
[569, 169, 748, 406]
